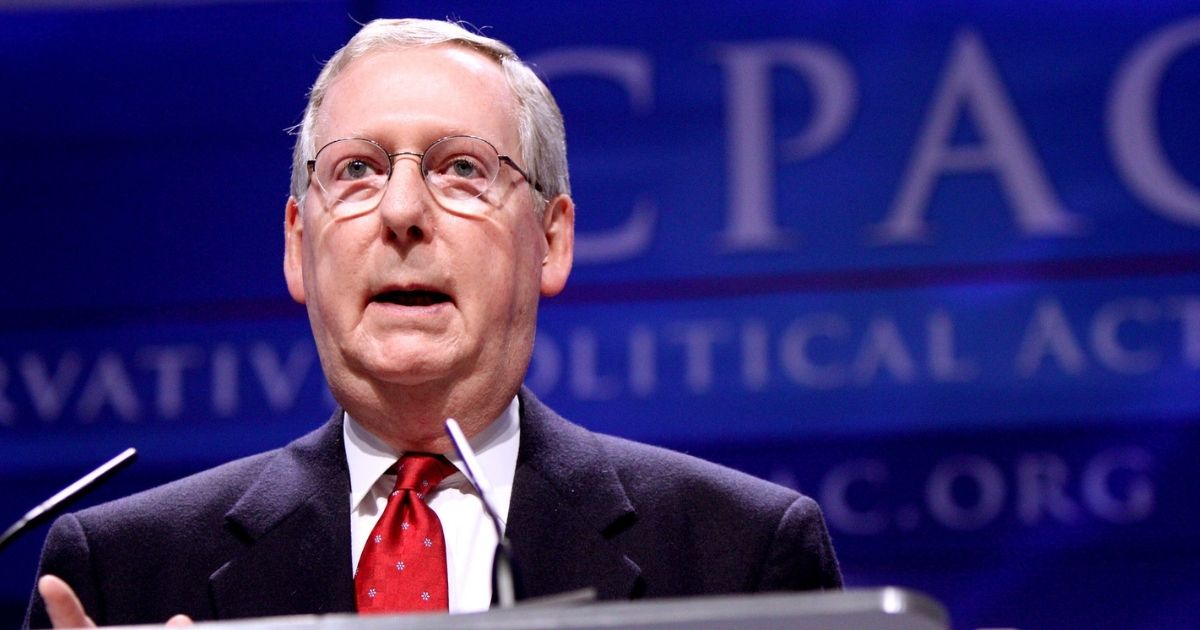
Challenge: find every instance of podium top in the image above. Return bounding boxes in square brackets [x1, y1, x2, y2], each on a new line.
[113, 587, 947, 630]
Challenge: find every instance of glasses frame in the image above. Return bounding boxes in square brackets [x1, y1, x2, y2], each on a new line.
[305, 135, 543, 214]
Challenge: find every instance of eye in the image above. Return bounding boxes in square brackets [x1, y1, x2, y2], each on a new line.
[449, 158, 478, 178]
[421, 137, 499, 201]
[344, 159, 369, 179]
[434, 154, 487, 181]
[337, 157, 385, 181]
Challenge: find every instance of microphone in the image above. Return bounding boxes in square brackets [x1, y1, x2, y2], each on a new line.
[443, 419, 522, 608]
[0, 448, 138, 555]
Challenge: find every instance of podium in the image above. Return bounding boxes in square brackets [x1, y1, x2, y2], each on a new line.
[111, 588, 947, 630]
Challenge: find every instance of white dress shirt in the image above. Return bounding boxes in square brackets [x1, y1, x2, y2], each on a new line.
[344, 397, 519, 613]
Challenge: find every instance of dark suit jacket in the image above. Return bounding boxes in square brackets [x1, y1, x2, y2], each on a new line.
[25, 389, 840, 627]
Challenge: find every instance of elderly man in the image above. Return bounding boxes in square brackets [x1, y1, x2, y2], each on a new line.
[26, 18, 841, 628]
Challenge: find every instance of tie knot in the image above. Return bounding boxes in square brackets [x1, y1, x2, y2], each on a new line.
[393, 453, 456, 493]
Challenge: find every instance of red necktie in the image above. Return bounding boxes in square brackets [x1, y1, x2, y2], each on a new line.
[356, 453, 458, 614]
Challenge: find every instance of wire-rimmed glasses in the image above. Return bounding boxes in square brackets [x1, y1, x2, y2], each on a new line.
[306, 135, 542, 218]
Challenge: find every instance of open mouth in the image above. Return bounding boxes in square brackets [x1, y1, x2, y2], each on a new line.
[372, 290, 452, 307]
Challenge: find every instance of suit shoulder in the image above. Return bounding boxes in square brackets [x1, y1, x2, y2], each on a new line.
[519, 390, 807, 516]
[66, 414, 341, 534]
[591, 432, 842, 591]
[515, 390, 842, 593]
[594, 433, 804, 514]
[66, 448, 278, 535]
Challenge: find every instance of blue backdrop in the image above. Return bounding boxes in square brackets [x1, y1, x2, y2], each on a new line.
[2, 2, 1199, 628]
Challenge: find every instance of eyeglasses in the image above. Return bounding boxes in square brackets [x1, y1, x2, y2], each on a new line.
[306, 135, 543, 218]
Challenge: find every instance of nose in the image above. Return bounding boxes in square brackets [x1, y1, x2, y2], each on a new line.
[376, 155, 433, 244]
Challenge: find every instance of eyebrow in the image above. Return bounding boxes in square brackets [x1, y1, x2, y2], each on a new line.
[324, 126, 493, 152]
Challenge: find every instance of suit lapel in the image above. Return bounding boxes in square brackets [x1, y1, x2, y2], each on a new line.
[209, 410, 356, 618]
[205, 394, 641, 614]
[508, 389, 643, 600]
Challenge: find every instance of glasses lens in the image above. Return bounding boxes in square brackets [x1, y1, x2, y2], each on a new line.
[423, 136, 502, 209]
[312, 139, 390, 214]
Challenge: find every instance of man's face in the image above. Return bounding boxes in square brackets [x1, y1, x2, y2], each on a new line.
[283, 45, 573, 417]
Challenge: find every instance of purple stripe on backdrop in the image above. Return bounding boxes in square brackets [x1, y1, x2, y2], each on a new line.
[557, 251, 1200, 304]
[3, 250, 1199, 331]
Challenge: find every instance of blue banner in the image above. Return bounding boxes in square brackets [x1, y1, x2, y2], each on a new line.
[2, 2, 1198, 628]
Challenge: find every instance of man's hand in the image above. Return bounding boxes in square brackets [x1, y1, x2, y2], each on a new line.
[37, 575, 192, 628]
[38, 575, 92, 629]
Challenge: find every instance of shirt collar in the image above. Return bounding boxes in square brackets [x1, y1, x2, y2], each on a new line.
[344, 396, 521, 518]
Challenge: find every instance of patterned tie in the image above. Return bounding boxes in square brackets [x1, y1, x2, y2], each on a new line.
[356, 453, 458, 614]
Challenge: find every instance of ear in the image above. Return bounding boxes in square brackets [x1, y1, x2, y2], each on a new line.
[283, 196, 307, 304]
[539, 194, 574, 297]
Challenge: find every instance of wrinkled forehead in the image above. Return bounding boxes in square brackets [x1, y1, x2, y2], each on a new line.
[314, 44, 522, 153]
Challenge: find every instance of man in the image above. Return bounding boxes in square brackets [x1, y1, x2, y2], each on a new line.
[27, 18, 841, 628]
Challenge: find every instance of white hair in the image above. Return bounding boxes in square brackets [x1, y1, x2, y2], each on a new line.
[289, 18, 570, 212]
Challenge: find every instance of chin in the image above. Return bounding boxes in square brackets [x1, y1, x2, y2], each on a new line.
[355, 347, 459, 386]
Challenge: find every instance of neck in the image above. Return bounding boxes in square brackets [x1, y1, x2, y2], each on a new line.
[341, 382, 515, 453]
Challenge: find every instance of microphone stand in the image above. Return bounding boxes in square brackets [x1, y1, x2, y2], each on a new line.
[445, 420, 596, 609]
[444, 419, 522, 608]
[0, 448, 138, 555]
